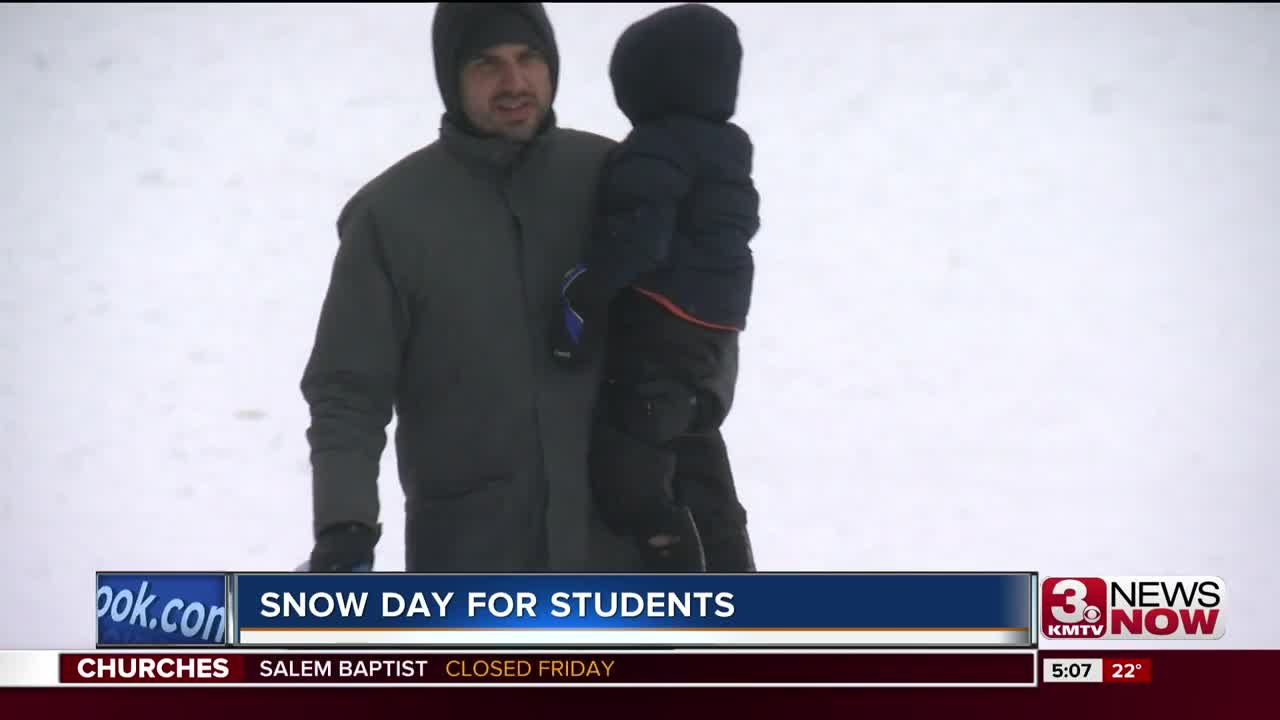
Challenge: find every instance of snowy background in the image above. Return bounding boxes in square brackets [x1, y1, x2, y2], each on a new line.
[2, 3, 1277, 649]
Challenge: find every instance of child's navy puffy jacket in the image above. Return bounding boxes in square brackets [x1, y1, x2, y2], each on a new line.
[583, 3, 759, 332]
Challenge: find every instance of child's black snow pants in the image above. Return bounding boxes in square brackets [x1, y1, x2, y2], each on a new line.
[589, 288, 755, 572]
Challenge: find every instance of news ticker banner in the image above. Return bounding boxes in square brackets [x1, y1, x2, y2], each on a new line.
[95, 572, 1035, 648]
[96, 572, 1228, 648]
[236, 572, 1036, 646]
[2, 650, 1039, 687]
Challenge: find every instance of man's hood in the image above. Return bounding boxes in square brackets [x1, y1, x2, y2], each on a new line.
[431, 3, 560, 134]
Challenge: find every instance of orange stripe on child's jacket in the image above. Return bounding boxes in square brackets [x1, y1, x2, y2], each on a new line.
[631, 287, 743, 333]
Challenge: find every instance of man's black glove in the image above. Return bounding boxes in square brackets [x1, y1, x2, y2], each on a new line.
[306, 522, 381, 572]
[551, 264, 610, 367]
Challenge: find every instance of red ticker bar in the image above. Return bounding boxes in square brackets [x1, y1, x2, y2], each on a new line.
[57, 651, 1035, 686]
[12, 651, 1280, 719]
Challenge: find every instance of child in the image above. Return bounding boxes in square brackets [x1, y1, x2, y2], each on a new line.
[551, 3, 759, 572]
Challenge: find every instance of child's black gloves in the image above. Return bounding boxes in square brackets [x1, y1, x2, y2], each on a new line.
[551, 264, 609, 368]
[644, 506, 708, 573]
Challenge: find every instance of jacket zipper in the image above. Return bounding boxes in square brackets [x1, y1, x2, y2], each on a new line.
[503, 172, 554, 569]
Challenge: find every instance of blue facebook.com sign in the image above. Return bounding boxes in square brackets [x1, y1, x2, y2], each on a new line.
[96, 573, 227, 646]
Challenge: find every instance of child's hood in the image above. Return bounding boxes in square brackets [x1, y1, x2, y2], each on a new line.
[609, 3, 743, 125]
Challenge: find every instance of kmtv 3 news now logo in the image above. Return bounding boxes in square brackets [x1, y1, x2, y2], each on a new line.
[1041, 576, 1224, 639]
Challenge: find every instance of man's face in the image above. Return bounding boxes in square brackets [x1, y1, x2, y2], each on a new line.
[460, 43, 552, 141]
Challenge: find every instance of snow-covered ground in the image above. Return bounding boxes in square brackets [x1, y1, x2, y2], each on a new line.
[2, 3, 1277, 649]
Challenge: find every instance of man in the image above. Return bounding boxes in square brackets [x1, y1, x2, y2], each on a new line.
[299, 3, 646, 572]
